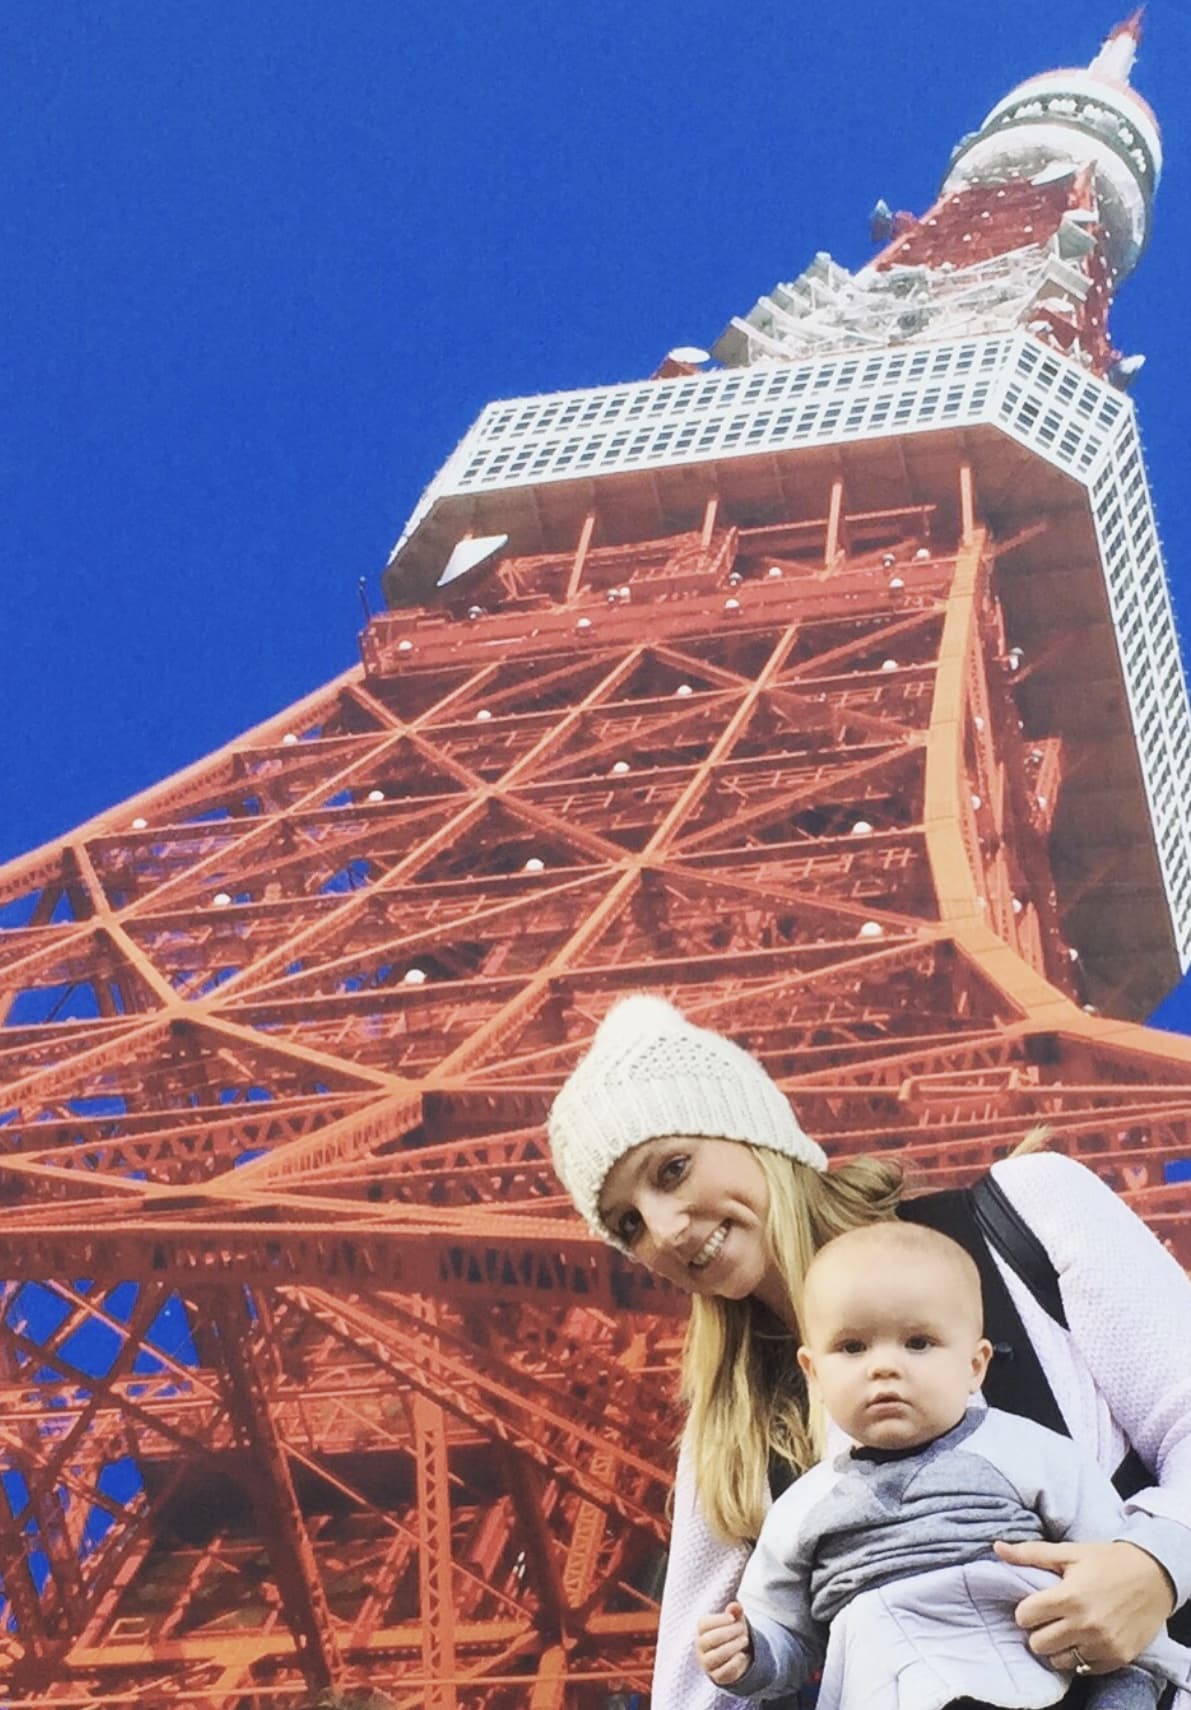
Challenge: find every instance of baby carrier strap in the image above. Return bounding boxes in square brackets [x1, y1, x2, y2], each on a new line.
[896, 1183, 1070, 1437]
[969, 1171, 1068, 1328]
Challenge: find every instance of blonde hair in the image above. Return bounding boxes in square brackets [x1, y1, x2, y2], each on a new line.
[679, 1150, 903, 1543]
[1013, 1124, 1052, 1157]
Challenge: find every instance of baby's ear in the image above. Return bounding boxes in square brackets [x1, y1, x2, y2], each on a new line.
[797, 1345, 816, 1384]
[970, 1337, 994, 1390]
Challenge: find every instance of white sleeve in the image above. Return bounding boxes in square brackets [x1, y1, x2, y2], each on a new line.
[728, 1473, 828, 1696]
[651, 1438, 755, 1710]
[722, 1607, 815, 1701]
[992, 1152, 1191, 1601]
[993, 1412, 1139, 1542]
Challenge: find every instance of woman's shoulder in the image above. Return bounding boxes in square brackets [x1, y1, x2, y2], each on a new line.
[990, 1149, 1116, 1213]
[989, 1147, 1163, 1272]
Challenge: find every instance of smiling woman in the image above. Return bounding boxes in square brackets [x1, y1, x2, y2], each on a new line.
[597, 1135, 778, 1305]
[547, 996, 1191, 1710]
[549, 996, 901, 1539]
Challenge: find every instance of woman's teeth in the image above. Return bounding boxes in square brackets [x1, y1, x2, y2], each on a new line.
[690, 1223, 728, 1270]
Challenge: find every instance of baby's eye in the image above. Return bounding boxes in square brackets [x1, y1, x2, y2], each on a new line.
[837, 1339, 866, 1356]
[905, 1335, 934, 1352]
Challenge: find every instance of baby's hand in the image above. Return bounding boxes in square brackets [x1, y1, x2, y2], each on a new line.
[695, 1600, 753, 1686]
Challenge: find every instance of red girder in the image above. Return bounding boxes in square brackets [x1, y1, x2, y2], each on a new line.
[204, 1291, 343, 1690]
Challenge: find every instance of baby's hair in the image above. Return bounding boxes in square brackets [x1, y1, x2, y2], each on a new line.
[802, 1221, 984, 1339]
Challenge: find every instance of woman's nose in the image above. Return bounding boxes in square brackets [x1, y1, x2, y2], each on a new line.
[640, 1194, 688, 1252]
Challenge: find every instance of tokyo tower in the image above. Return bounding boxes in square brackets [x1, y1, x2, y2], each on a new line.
[2, 14, 1191, 1708]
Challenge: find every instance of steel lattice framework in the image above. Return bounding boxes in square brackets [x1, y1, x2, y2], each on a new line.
[3, 17, 1191, 1710]
[4, 498, 1191, 1708]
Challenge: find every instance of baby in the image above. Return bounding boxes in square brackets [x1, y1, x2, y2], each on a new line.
[695, 1222, 1190, 1709]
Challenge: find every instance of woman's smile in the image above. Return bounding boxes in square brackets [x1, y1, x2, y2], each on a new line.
[689, 1221, 730, 1270]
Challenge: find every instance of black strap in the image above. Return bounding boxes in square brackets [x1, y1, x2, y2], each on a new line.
[945, 1692, 1099, 1710]
[971, 1173, 1068, 1329]
[963, 1178, 1160, 1499]
[897, 1187, 1070, 1438]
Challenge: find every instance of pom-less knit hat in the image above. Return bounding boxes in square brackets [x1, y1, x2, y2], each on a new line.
[547, 994, 827, 1245]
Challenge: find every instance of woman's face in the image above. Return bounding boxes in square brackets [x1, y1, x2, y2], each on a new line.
[598, 1136, 788, 1316]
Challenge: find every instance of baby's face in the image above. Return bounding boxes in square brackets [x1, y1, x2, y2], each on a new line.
[798, 1254, 991, 1451]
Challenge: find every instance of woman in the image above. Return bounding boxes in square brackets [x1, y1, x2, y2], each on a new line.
[547, 994, 1191, 1710]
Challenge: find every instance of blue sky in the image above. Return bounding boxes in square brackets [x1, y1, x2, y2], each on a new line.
[3, 0, 1190, 1020]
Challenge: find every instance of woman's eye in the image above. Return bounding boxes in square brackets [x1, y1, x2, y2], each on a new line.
[657, 1155, 688, 1186]
[616, 1209, 643, 1245]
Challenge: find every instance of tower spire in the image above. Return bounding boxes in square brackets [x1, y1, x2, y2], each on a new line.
[1090, 10, 1144, 81]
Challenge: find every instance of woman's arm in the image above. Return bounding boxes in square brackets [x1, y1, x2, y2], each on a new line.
[990, 1152, 1191, 1668]
[652, 1438, 754, 1710]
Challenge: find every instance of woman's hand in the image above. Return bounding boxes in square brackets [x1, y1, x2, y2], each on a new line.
[695, 1600, 754, 1686]
[994, 1539, 1175, 1674]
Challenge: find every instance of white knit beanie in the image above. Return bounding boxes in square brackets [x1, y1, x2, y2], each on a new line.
[548, 994, 827, 1246]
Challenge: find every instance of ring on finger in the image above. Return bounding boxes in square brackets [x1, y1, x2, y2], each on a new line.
[1070, 1645, 1093, 1676]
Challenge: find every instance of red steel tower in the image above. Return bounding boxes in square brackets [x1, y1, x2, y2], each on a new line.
[1, 16, 1190, 1708]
